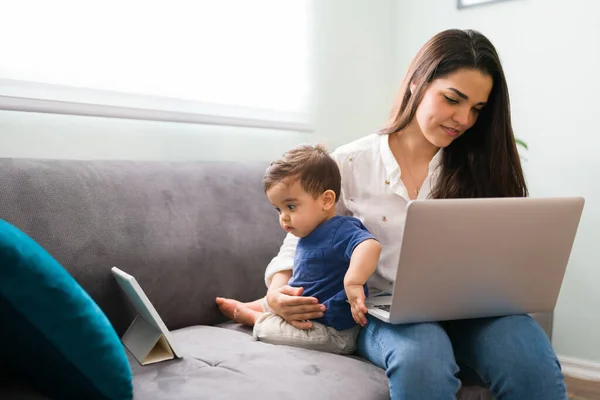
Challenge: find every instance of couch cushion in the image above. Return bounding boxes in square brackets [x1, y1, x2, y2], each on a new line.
[0, 219, 133, 400]
[130, 325, 389, 400]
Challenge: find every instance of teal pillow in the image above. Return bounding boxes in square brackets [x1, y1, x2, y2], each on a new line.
[0, 219, 133, 400]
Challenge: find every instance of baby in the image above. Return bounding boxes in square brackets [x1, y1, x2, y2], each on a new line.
[216, 144, 381, 354]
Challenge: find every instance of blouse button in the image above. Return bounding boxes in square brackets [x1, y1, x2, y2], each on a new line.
[382, 216, 387, 222]
[385, 180, 390, 185]
[349, 156, 353, 162]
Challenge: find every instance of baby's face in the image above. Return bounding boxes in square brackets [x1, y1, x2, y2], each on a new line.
[266, 179, 327, 238]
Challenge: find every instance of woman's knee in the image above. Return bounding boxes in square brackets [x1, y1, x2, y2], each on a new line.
[469, 315, 567, 398]
[499, 327, 565, 396]
[483, 315, 560, 371]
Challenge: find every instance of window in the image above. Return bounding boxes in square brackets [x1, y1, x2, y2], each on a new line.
[0, 1, 312, 131]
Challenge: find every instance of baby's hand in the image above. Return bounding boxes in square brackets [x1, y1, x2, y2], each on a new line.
[345, 284, 368, 327]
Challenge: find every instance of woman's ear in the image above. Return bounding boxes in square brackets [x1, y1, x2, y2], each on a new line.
[410, 82, 416, 95]
[321, 190, 336, 210]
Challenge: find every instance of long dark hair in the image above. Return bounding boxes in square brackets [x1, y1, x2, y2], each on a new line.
[380, 29, 527, 198]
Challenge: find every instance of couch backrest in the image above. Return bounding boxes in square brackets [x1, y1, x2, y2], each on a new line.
[0, 158, 286, 335]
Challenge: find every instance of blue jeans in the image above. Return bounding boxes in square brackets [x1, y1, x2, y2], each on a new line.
[357, 314, 567, 399]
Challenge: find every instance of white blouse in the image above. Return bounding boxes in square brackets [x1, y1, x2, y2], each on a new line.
[264, 133, 443, 293]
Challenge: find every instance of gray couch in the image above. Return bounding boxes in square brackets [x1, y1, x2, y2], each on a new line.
[0, 158, 554, 400]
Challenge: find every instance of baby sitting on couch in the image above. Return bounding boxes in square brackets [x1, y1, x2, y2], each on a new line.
[216, 144, 381, 355]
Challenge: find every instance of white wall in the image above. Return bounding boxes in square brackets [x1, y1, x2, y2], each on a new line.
[0, 0, 396, 162]
[394, 0, 600, 363]
[312, 0, 396, 150]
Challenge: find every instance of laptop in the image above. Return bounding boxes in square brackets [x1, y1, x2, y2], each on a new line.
[111, 266, 182, 365]
[364, 196, 585, 324]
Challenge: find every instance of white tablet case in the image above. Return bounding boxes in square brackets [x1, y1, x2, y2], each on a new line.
[111, 266, 180, 365]
[121, 315, 175, 365]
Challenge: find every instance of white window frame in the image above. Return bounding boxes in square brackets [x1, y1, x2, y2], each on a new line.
[0, 78, 312, 132]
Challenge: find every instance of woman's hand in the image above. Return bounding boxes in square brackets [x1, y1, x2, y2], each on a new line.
[345, 284, 368, 327]
[266, 285, 326, 330]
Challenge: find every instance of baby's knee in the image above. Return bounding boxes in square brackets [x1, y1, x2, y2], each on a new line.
[252, 312, 284, 340]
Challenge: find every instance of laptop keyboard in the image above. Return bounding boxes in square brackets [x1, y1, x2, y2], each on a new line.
[374, 304, 391, 312]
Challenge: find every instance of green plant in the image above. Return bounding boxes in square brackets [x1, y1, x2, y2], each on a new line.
[515, 138, 528, 151]
[515, 138, 528, 162]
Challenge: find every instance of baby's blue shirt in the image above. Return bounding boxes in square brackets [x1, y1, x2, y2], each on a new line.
[288, 215, 376, 331]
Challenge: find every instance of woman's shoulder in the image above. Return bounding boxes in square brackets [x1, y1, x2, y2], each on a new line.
[331, 133, 381, 161]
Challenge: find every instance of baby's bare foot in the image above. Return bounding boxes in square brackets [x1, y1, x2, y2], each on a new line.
[216, 297, 259, 326]
[216, 297, 242, 320]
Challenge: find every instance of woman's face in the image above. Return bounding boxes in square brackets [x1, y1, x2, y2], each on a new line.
[414, 68, 493, 148]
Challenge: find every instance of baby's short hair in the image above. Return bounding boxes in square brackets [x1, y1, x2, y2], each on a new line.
[263, 144, 341, 201]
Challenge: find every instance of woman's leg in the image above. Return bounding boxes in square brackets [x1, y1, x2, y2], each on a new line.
[356, 315, 461, 399]
[446, 314, 567, 399]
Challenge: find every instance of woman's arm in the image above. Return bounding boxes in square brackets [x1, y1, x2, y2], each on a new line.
[264, 232, 299, 286]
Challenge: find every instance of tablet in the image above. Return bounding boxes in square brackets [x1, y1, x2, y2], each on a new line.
[111, 266, 181, 364]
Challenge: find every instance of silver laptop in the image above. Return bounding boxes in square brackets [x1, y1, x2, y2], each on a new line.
[364, 196, 585, 324]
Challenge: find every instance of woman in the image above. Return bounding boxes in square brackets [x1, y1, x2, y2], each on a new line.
[219, 29, 567, 399]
